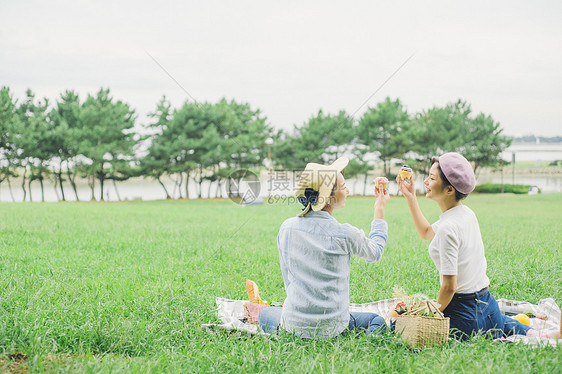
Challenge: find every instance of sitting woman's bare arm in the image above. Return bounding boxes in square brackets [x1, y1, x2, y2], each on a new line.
[396, 176, 435, 240]
[437, 275, 457, 312]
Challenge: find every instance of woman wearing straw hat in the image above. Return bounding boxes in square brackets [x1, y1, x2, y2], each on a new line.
[396, 152, 556, 340]
[259, 157, 391, 339]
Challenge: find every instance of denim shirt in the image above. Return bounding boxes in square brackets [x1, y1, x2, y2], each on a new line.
[277, 210, 388, 338]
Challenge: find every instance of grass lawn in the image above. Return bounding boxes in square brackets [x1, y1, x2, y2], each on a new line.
[0, 193, 561, 373]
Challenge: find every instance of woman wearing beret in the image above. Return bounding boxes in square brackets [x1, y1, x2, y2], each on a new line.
[259, 157, 391, 339]
[396, 152, 543, 340]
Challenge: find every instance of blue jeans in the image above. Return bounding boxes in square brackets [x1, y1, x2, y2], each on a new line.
[444, 290, 531, 340]
[259, 306, 283, 333]
[346, 312, 388, 335]
[258, 307, 387, 336]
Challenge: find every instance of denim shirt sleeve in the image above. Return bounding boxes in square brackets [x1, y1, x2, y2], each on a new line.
[343, 219, 388, 262]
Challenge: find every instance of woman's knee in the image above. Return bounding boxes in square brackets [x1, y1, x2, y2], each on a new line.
[258, 306, 282, 333]
[367, 315, 387, 334]
[502, 316, 531, 336]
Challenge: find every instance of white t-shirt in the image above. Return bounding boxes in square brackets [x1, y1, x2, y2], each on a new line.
[429, 204, 490, 294]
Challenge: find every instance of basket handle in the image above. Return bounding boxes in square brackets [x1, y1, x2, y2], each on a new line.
[427, 300, 444, 318]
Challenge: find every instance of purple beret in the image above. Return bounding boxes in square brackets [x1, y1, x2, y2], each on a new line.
[438, 153, 476, 194]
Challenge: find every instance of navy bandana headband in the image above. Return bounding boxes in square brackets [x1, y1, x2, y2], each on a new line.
[297, 188, 319, 211]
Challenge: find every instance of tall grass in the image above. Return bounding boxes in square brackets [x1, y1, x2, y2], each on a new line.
[0, 194, 560, 372]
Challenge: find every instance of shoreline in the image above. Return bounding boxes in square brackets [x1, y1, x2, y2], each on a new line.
[2, 167, 561, 189]
[1, 166, 561, 203]
[477, 166, 562, 176]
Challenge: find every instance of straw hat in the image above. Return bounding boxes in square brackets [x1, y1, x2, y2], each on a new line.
[294, 157, 349, 217]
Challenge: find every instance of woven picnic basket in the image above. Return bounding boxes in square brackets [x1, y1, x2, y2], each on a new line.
[395, 314, 450, 348]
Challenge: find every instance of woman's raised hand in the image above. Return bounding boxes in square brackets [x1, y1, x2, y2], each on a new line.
[373, 184, 390, 219]
[374, 184, 390, 205]
[396, 174, 416, 200]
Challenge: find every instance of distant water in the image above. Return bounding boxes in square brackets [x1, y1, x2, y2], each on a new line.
[1, 143, 561, 202]
[502, 143, 562, 162]
[1, 172, 560, 203]
[476, 175, 562, 193]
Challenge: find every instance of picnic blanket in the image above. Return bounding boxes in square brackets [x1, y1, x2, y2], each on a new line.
[202, 297, 561, 347]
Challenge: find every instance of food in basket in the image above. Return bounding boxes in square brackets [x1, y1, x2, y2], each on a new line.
[392, 286, 450, 348]
[391, 287, 440, 317]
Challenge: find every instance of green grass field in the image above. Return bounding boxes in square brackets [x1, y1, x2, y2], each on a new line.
[1, 194, 561, 373]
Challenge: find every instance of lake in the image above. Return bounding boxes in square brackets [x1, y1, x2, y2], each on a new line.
[1, 172, 560, 203]
[502, 143, 562, 162]
[1, 144, 561, 202]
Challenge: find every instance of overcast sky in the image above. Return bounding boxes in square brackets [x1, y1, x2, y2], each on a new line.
[1, 1, 561, 137]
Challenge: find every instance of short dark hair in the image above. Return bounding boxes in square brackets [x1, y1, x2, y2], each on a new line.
[431, 157, 468, 201]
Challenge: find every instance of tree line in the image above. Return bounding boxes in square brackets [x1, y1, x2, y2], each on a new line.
[0, 87, 510, 202]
